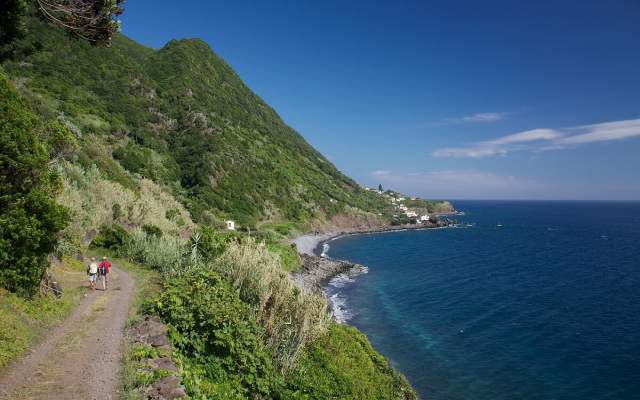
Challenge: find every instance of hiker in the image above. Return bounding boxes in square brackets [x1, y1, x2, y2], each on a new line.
[87, 257, 99, 290]
[98, 256, 111, 290]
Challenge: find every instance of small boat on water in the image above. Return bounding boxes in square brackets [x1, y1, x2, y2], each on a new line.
[496, 223, 503, 228]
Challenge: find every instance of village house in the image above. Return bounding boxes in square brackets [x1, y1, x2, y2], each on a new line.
[225, 220, 235, 230]
[420, 214, 430, 222]
[405, 211, 418, 218]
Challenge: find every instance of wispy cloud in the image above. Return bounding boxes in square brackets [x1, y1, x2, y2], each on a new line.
[443, 112, 509, 125]
[433, 118, 640, 158]
[461, 112, 509, 123]
[370, 169, 392, 176]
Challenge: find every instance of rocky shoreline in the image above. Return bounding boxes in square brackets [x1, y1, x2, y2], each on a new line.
[290, 220, 457, 294]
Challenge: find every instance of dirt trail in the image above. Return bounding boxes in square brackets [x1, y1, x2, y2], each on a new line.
[0, 266, 134, 400]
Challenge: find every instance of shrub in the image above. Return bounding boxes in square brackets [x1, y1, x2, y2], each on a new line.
[121, 229, 190, 275]
[265, 241, 301, 272]
[0, 71, 68, 296]
[90, 224, 131, 250]
[192, 225, 241, 262]
[288, 323, 417, 400]
[111, 203, 122, 221]
[142, 224, 162, 238]
[154, 269, 285, 398]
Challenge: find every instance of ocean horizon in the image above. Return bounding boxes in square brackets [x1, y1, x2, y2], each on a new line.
[325, 200, 640, 400]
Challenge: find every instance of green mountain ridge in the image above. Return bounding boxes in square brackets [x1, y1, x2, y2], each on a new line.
[3, 17, 392, 227]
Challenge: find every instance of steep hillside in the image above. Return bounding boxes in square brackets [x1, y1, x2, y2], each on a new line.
[3, 16, 389, 227]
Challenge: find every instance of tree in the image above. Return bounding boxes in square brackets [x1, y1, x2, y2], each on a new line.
[378, 184, 383, 192]
[0, 0, 28, 46]
[34, 0, 124, 46]
[0, 72, 68, 296]
[1, 0, 124, 50]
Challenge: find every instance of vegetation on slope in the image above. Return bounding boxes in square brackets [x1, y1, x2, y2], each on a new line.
[3, 15, 390, 227]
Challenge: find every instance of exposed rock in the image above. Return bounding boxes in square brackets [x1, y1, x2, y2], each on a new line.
[130, 316, 169, 349]
[291, 254, 362, 293]
[148, 357, 178, 372]
[149, 334, 170, 348]
[146, 375, 186, 399]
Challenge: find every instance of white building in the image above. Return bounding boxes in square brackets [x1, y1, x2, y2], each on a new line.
[399, 204, 408, 211]
[420, 214, 430, 222]
[405, 211, 418, 218]
[225, 220, 236, 230]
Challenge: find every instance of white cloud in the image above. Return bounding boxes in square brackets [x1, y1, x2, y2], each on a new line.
[441, 112, 509, 125]
[433, 117, 640, 158]
[370, 169, 392, 176]
[461, 112, 509, 123]
[488, 128, 562, 145]
[556, 118, 640, 145]
[433, 128, 561, 158]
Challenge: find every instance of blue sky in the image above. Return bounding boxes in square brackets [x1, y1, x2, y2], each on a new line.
[122, 1, 640, 200]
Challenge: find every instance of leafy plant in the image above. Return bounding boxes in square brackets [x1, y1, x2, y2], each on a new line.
[154, 269, 285, 398]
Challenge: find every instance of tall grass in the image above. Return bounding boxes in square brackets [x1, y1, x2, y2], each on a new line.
[117, 229, 329, 371]
[119, 229, 191, 276]
[215, 240, 329, 371]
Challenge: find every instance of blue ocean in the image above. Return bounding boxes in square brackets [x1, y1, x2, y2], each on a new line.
[325, 201, 640, 400]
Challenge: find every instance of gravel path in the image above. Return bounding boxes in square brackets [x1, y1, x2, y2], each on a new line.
[0, 266, 135, 400]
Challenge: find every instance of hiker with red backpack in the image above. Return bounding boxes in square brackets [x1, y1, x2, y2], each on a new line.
[98, 256, 111, 290]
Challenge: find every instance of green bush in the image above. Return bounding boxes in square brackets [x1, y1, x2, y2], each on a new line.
[141, 224, 162, 238]
[0, 71, 68, 296]
[90, 224, 131, 250]
[265, 241, 301, 272]
[288, 323, 417, 400]
[121, 229, 189, 275]
[192, 225, 241, 262]
[154, 269, 285, 399]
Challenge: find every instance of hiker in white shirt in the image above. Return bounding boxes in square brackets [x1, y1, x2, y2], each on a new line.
[87, 257, 99, 290]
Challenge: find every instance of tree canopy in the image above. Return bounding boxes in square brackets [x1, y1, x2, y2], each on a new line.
[0, 70, 68, 296]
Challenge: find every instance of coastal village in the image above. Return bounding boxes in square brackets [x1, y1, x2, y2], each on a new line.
[364, 185, 449, 226]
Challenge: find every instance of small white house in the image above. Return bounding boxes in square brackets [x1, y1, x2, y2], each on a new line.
[405, 211, 418, 218]
[420, 214, 430, 222]
[399, 204, 408, 211]
[225, 220, 236, 230]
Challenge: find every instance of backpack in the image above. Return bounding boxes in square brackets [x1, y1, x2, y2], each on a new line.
[98, 264, 107, 275]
